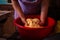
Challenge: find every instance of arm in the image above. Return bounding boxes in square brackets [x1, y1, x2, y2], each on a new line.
[11, 0, 26, 23]
[40, 0, 49, 25]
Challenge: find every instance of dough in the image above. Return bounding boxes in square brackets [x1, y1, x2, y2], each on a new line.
[25, 18, 41, 28]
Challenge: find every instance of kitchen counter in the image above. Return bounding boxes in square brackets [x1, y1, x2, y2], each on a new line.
[0, 3, 14, 21]
[0, 10, 16, 38]
[0, 11, 12, 16]
[0, 3, 14, 22]
[0, 11, 13, 22]
[0, 4, 16, 38]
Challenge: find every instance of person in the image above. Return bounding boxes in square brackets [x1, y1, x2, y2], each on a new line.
[11, 0, 49, 25]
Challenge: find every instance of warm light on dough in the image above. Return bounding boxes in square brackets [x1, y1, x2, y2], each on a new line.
[25, 18, 42, 28]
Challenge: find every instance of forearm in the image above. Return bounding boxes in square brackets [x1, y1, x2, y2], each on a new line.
[11, 0, 25, 19]
[40, 0, 49, 22]
[41, 5, 48, 21]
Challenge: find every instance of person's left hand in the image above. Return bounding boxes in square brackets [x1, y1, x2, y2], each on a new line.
[40, 18, 48, 26]
[40, 20, 45, 26]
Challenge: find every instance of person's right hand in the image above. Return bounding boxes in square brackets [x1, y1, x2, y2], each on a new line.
[21, 17, 26, 24]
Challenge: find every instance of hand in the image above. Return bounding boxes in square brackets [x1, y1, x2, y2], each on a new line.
[40, 20, 45, 26]
[21, 18, 26, 24]
[40, 19, 48, 26]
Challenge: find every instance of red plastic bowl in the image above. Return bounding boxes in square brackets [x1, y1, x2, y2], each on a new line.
[14, 15, 56, 39]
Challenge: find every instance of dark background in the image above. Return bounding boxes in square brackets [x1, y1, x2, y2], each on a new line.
[48, 0, 60, 20]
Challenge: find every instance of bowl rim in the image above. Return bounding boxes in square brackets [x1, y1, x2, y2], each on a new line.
[14, 15, 56, 30]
